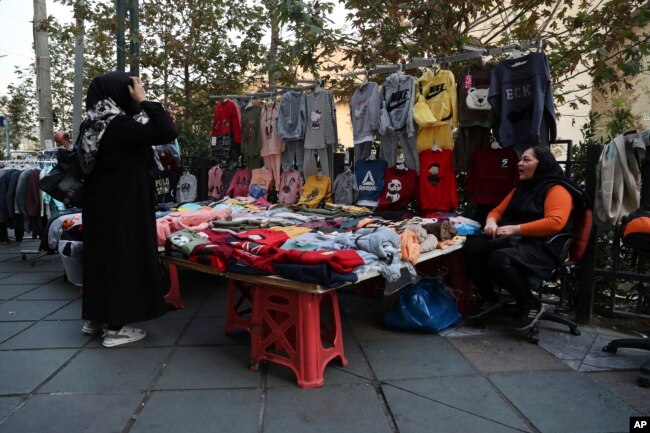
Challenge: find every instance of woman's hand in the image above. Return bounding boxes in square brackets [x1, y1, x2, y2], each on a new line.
[495, 224, 521, 237]
[484, 220, 498, 237]
[128, 76, 147, 104]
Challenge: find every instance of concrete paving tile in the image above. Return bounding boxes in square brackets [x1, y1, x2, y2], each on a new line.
[266, 324, 372, 387]
[154, 346, 260, 389]
[194, 297, 228, 318]
[490, 371, 640, 433]
[580, 335, 650, 371]
[361, 335, 476, 380]
[177, 317, 250, 346]
[0, 272, 62, 285]
[0, 261, 60, 274]
[130, 389, 260, 433]
[346, 311, 429, 341]
[0, 285, 39, 300]
[160, 297, 207, 319]
[449, 334, 569, 374]
[383, 383, 529, 433]
[384, 376, 531, 432]
[537, 326, 598, 361]
[0, 322, 34, 344]
[0, 273, 15, 281]
[45, 299, 81, 320]
[0, 349, 76, 395]
[587, 370, 650, 415]
[0, 300, 70, 321]
[15, 281, 81, 300]
[0, 320, 93, 349]
[0, 397, 22, 420]
[40, 347, 171, 393]
[0, 393, 143, 433]
[264, 384, 393, 433]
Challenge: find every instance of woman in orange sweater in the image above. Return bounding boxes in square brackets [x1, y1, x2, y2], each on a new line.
[464, 146, 586, 330]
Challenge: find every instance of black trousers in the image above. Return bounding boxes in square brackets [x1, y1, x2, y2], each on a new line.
[463, 235, 540, 308]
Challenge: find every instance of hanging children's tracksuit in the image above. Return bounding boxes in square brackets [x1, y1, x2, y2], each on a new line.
[303, 90, 338, 178]
[350, 82, 380, 162]
[415, 68, 458, 153]
[211, 99, 241, 161]
[379, 73, 419, 172]
[277, 91, 306, 173]
[454, 62, 494, 171]
[260, 101, 284, 190]
[241, 104, 262, 169]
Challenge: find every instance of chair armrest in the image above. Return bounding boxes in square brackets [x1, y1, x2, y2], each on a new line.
[543, 232, 576, 263]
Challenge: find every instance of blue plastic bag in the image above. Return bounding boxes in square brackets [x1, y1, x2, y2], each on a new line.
[384, 278, 461, 333]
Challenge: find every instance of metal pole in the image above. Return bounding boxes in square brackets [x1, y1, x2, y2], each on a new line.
[116, 0, 126, 72]
[72, 0, 85, 140]
[33, 0, 54, 150]
[129, 0, 139, 76]
[5, 119, 10, 159]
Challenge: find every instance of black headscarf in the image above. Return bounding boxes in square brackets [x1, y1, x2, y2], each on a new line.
[85, 71, 141, 116]
[502, 146, 588, 226]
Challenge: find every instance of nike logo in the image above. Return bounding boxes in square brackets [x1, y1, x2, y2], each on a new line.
[426, 84, 445, 100]
[387, 99, 407, 112]
[354, 101, 368, 118]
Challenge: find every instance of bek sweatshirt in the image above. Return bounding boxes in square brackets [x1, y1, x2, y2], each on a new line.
[304, 90, 338, 150]
[488, 52, 556, 149]
[277, 91, 307, 141]
[349, 82, 381, 144]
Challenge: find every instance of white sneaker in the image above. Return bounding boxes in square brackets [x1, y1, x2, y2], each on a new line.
[81, 321, 108, 335]
[101, 326, 146, 347]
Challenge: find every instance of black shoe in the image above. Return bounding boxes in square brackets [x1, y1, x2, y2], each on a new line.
[465, 298, 506, 319]
[513, 304, 546, 331]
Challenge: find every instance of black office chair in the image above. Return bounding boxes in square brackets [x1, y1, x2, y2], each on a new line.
[470, 206, 593, 343]
[525, 207, 593, 343]
[602, 209, 650, 387]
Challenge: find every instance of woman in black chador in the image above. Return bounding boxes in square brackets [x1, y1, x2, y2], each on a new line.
[80, 71, 177, 347]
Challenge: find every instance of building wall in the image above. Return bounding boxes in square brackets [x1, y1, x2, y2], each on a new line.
[590, 23, 650, 140]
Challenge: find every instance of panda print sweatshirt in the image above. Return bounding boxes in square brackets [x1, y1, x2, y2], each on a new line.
[376, 166, 417, 212]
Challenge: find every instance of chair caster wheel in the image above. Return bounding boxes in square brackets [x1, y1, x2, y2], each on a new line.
[637, 374, 650, 388]
[570, 328, 581, 336]
[602, 343, 617, 354]
[528, 327, 540, 344]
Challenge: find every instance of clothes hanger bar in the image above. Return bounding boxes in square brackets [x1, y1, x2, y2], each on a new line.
[369, 64, 402, 75]
[340, 70, 368, 78]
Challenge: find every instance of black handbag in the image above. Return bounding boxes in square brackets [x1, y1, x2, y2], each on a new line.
[38, 148, 85, 208]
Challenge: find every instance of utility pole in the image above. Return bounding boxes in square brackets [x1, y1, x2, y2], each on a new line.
[72, 0, 85, 140]
[33, 0, 54, 150]
[116, 0, 126, 71]
[116, 0, 140, 74]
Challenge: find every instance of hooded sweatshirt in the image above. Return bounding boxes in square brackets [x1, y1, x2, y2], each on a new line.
[415, 68, 458, 152]
[379, 73, 416, 137]
[277, 91, 306, 141]
[350, 82, 381, 144]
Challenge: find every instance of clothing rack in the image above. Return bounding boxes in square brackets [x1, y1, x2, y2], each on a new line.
[342, 38, 543, 78]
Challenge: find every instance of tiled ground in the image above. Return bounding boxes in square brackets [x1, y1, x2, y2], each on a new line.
[0, 239, 648, 433]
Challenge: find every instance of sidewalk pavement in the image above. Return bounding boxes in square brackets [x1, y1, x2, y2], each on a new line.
[0, 238, 648, 433]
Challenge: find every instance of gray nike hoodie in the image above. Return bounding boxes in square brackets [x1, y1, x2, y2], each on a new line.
[379, 74, 416, 137]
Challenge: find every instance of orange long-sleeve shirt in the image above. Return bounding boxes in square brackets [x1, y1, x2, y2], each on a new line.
[487, 184, 573, 237]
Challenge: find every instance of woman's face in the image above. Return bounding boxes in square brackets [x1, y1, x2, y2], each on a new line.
[518, 149, 539, 181]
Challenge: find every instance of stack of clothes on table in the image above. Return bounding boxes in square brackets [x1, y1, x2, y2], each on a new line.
[160, 196, 480, 288]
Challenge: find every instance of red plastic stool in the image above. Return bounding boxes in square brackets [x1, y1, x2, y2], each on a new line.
[225, 279, 253, 334]
[248, 284, 348, 388]
[162, 262, 185, 310]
